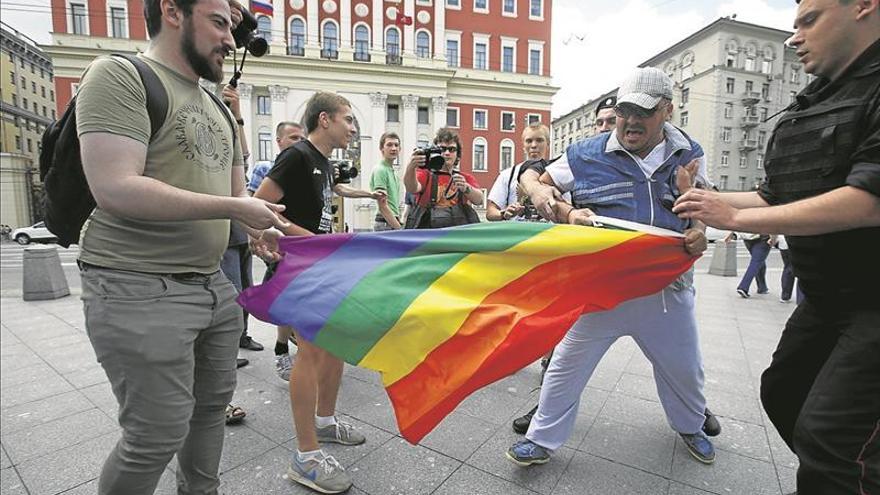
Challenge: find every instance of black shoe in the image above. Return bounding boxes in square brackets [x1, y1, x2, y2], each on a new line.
[512, 405, 538, 434]
[239, 336, 264, 351]
[702, 408, 721, 437]
[236, 358, 249, 368]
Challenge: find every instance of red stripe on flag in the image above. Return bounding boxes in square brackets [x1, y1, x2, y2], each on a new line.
[386, 234, 692, 443]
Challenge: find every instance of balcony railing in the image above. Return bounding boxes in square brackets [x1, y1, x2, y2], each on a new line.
[287, 45, 305, 56]
[739, 138, 759, 151]
[386, 53, 402, 65]
[353, 51, 371, 62]
[321, 48, 339, 60]
[741, 91, 761, 104]
[741, 114, 760, 127]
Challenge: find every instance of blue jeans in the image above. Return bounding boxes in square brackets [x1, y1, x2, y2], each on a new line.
[738, 238, 770, 294]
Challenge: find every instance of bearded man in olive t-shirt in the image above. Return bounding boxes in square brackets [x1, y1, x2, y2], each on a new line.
[74, 1, 288, 493]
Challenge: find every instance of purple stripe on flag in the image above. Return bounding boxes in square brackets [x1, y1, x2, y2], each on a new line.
[266, 229, 449, 341]
[238, 233, 354, 322]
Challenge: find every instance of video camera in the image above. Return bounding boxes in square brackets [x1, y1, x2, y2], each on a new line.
[228, 7, 268, 88]
[415, 145, 447, 172]
[332, 159, 359, 185]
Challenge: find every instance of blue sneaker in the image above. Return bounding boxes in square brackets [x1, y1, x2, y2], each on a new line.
[506, 439, 550, 466]
[680, 431, 715, 464]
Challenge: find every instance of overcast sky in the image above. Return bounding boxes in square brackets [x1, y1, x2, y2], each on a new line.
[1, 0, 798, 116]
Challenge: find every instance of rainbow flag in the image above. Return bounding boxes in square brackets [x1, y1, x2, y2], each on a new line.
[239, 222, 695, 443]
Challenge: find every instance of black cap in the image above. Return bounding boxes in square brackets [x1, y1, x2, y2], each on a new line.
[596, 96, 617, 112]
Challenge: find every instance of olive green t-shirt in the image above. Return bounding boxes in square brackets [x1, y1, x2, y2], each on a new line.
[369, 160, 401, 217]
[75, 54, 242, 274]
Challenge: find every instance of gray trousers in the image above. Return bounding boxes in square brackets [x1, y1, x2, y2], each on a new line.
[527, 287, 707, 450]
[81, 264, 241, 495]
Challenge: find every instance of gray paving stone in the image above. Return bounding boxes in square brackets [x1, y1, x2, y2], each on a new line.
[4, 315, 78, 341]
[487, 363, 544, 398]
[584, 364, 624, 392]
[219, 424, 279, 474]
[1, 390, 94, 435]
[703, 388, 764, 426]
[553, 451, 669, 495]
[39, 341, 99, 374]
[711, 416, 772, 462]
[703, 368, 757, 399]
[419, 409, 499, 462]
[218, 446, 367, 495]
[79, 382, 119, 417]
[614, 372, 661, 403]
[0, 344, 42, 374]
[0, 467, 27, 494]
[58, 468, 178, 494]
[3, 407, 118, 464]
[579, 418, 675, 476]
[63, 364, 109, 389]
[1, 444, 11, 469]
[351, 437, 459, 495]
[670, 438, 781, 495]
[457, 386, 532, 426]
[335, 380, 400, 434]
[16, 431, 119, 495]
[39, 333, 90, 352]
[596, 392, 671, 436]
[0, 361, 60, 391]
[625, 352, 654, 378]
[0, 372, 74, 409]
[667, 481, 715, 494]
[766, 423, 799, 471]
[342, 362, 384, 387]
[227, 372, 294, 444]
[466, 429, 575, 495]
[433, 464, 539, 495]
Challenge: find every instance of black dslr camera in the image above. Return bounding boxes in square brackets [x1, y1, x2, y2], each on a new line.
[228, 7, 268, 87]
[332, 160, 359, 185]
[415, 146, 446, 172]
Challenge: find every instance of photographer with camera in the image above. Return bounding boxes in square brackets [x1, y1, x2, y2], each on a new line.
[403, 127, 483, 229]
[251, 91, 380, 494]
[486, 123, 550, 222]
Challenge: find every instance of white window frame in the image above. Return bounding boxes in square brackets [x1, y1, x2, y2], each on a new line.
[680, 111, 689, 127]
[527, 113, 541, 125]
[415, 29, 431, 58]
[719, 175, 728, 190]
[502, 0, 517, 17]
[445, 30, 462, 67]
[106, 0, 128, 38]
[446, 106, 460, 128]
[720, 151, 729, 167]
[472, 137, 488, 172]
[722, 127, 732, 143]
[288, 16, 307, 55]
[500, 111, 515, 132]
[70, 82, 80, 96]
[724, 102, 733, 119]
[757, 153, 764, 169]
[473, 33, 490, 70]
[67, 0, 90, 35]
[257, 127, 273, 161]
[499, 139, 515, 170]
[527, 40, 544, 76]
[353, 22, 371, 50]
[500, 36, 517, 73]
[529, 0, 543, 20]
[473, 0, 488, 14]
[473, 108, 488, 130]
[446, 0, 461, 10]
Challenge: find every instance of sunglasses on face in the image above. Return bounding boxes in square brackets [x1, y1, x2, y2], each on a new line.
[440, 146, 458, 153]
[614, 103, 663, 119]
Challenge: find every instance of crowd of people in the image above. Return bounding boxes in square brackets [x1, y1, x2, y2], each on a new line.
[67, 0, 877, 493]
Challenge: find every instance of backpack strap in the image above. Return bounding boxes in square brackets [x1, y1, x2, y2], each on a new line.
[111, 53, 167, 140]
[200, 87, 237, 142]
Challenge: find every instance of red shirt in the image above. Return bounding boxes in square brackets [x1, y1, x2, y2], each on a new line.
[415, 169, 480, 208]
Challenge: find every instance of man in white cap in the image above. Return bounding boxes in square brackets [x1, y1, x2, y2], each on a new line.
[509, 67, 719, 466]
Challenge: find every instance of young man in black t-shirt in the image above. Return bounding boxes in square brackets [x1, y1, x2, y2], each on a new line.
[252, 92, 382, 494]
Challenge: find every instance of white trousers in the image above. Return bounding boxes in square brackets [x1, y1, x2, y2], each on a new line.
[526, 287, 707, 450]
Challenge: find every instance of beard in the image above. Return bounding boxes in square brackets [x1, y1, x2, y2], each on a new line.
[181, 18, 224, 83]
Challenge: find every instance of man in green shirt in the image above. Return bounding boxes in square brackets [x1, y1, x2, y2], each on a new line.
[370, 132, 403, 230]
[75, 0, 287, 493]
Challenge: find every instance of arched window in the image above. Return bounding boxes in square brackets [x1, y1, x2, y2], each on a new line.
[256, 15, 272, 42]
[322, 21, 339, 59]
[680, 52, 694, 80]
[354, 24, 370, 61]
[472, 137, 487, 172]
[416, 31, 430, 58]
[499, 139, 515, 170]
[289, 18, 305, 55]
[386, 27, 401, 64]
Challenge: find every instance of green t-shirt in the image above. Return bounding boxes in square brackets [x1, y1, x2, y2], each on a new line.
[369, 160, 401, 217]
[75, 54, 242, 274]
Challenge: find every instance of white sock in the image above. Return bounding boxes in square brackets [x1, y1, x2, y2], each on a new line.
[315, 415, 337, 429]
[297, 449, 323, 462]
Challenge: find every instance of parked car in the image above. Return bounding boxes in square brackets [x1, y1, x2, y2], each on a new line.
[705, 226, 731, 243]
[10, 222, 58, 245]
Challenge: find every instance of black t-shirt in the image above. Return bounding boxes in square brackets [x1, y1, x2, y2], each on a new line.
[758, 39, 880, 304]
[266, 140, 334, 234]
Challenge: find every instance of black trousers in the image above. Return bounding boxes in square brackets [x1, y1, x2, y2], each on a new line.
[761, 300, 879, 494]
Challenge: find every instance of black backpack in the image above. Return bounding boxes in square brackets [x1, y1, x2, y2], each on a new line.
[38, 54, 236, 248]
[39, 54, 168, 248]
